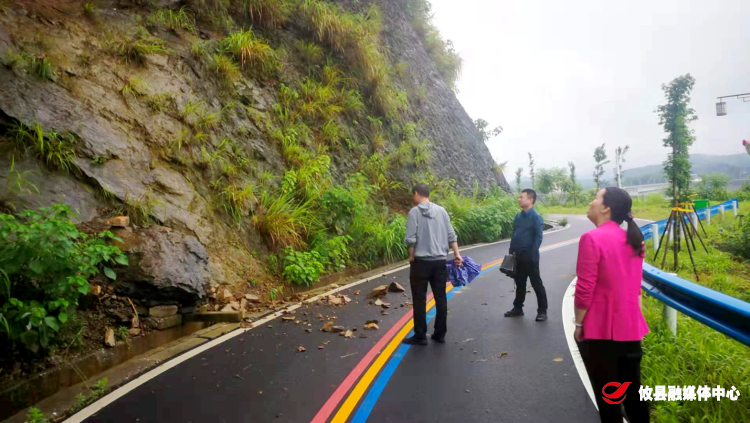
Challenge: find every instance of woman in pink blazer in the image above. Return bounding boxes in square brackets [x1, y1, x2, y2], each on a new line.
[574, 187, 650, 423]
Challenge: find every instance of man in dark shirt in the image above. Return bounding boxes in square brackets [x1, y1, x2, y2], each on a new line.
[505, 189, 548, 321]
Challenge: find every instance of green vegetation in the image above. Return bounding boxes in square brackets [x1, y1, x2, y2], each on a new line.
[245, 0, 291, 29]
[282, 247, 325, 286]
[7, 121, 78, 174]
[221, 29, 279, 77]
[541, 192, 671, 222]
[25, 407, 48, 423]
[2, 48, 56, 80]
[642, 215, 749, 422]
[113, 37, 167, 66]
[0, 205, 127, 353]
[147, 6, 197, 33]
[404, 0, 462, 90]
[696, 173, 730, 202]
[83, 2, 98, 18]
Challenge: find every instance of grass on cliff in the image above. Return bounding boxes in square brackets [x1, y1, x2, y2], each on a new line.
[641, 215, 750, 422]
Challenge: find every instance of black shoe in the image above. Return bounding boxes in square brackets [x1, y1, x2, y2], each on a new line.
[504, 308, 524, 317]
[431, 334, 446, 343]
[535, 313, 548, 322]
[403, 336, 428, 345]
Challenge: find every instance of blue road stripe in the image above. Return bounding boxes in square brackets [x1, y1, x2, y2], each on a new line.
[351, 287, 462, 423]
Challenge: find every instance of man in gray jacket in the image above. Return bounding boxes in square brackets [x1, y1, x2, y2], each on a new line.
[403, 183, 462, 345]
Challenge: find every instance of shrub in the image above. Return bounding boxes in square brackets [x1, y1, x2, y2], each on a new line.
[312, 234, 352, 271]
[282, 247, 325, 286]
[25, 407, 48, 423]
[114, 38, 167, 65]
[83, 2, 98, 18]
[9, 122, 78, 173]
[245, 0, 291, 29]
[442, 193, 516, 244]
[252, 191, 319, 249]
[145, 92, 176, 113]
[210, 53, 241, 86]
[0, 205, 127, 353]
[147, 6, 197, 33]
[28, 56, 56, 81]
[296, 40, 324, 66]
[221, 30, 278, 76]
[220, 182, 257, 225]
[558, 217, 569, 227]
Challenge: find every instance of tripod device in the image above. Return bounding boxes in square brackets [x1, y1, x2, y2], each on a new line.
[652, 199, 708, 281]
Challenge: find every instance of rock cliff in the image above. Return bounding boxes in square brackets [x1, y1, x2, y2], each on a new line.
[0, 0, 508, 304]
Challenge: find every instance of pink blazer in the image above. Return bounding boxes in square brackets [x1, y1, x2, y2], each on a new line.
[575, 221, 649, 341]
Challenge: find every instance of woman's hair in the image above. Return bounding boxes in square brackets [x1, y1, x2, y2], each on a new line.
[603, 187, 645, 256]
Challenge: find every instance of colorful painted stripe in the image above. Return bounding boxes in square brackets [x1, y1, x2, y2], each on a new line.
[314, 236, 581, 422]
[350, 287, 461, 423]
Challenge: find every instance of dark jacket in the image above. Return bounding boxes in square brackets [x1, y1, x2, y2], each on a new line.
[509, 207, 544, 260]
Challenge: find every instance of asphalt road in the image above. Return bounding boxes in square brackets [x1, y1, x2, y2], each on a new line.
[77, 215, 600, 423]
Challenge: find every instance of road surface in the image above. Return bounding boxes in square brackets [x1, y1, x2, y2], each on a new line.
[73, 216, 603, 423]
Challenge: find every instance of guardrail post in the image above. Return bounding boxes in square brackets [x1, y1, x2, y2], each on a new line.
[664, 273, 678, 335]
[706, 208, 711, 226]
[733, 200, 738, 217]
[691, 212, 698, 234]
[651, 224, 659, 251]
[720, 205, 725, 217]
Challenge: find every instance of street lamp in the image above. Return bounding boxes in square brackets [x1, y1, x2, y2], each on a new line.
[715, 92, 750, 116]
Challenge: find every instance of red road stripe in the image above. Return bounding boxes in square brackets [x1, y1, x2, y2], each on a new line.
[310, 289, 437, 423]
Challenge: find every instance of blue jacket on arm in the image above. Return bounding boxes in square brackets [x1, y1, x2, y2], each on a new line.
[509, 207, 544, 260]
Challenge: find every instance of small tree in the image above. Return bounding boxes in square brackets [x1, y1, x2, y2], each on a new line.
[474, 119, 503, 142]
[613, 145, 629, 188]
[528, 152, 536, 190]
[593, 143, 610, 189]
[515, 167, 523, 193]
[565, 162, 584, 205]
[656, 74, 697, 204]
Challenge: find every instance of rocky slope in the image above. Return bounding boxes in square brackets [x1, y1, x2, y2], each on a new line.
[0, 0, 508, 306]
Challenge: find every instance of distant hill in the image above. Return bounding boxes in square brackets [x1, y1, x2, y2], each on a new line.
[622, 154, 750, 186]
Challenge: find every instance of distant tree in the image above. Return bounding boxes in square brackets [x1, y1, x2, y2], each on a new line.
[613, 145, 630, 188]
[593, 143, 610, 189]
[474, 119, 503, 142]
[696, 173, 730, 201]
[515, 167, 523, 193]
[528, 152, 536, 189]
[656, 74, 697, 204]
[536, 167, 568, 194]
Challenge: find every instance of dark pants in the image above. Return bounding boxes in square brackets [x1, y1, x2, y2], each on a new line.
[512, 253, 548, 313]
[578, 340, 650, 423]
[409, 259, 448, 339]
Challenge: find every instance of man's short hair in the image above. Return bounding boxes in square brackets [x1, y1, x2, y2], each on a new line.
[412, 183, 430, 198]
[521, 188, 537, 204]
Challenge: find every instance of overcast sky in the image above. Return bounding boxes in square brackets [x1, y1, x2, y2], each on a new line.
[428, 0, 750, 179]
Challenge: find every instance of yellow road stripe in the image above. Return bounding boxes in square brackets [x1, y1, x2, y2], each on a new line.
[331, 285, 452, 423]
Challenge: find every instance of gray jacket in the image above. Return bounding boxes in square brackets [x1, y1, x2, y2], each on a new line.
[404, 202, 458, 261]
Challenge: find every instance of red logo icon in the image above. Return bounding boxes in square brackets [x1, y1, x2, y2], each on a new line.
[602, 382, 631, 404]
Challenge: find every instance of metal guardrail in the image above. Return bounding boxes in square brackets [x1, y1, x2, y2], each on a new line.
[639, 199, 750, 346]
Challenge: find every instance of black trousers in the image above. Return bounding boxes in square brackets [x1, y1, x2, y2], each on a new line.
[512, 253, 548, 312]
[577, 340, 650, 423]
[409, 259, 448, 339]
